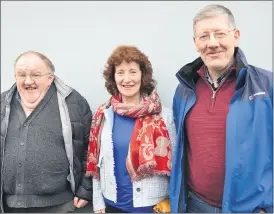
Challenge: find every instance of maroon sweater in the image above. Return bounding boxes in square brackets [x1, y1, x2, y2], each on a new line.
[186, 66, 236, 207]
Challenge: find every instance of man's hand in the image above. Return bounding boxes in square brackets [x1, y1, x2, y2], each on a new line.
[95, 209, 105, 213]
[73, 197, 88, 208]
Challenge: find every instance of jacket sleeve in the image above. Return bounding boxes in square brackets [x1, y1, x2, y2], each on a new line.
[162, 107, 176, 159]
[93, 178, 106, 211]
[75, 96, 93, 201]
[265, 207, 273, 213]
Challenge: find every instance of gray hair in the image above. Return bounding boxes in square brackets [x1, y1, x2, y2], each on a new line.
[14, 51, 55, 73]
[193, 4, 236, 35]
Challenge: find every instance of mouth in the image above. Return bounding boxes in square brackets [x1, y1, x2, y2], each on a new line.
[122, 85, 134, 88]
[25, 87, 37, 91]
[208, 51, 223, 57]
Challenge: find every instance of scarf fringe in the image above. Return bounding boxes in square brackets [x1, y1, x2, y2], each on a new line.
[137, 161, 157, 173]
[130, 170, 171, 182]
[129, 161, 171, 182]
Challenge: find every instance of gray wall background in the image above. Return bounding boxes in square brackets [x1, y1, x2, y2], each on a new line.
[1, 1, 272, 111]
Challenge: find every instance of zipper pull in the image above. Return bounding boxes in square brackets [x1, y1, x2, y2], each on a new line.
[212, 91, 216, 99]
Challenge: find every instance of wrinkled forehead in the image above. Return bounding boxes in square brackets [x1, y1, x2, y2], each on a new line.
[15, 54, 48, 71]
[194, 15, 231, 34]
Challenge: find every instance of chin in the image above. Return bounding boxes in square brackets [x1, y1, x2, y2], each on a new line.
[122, 93, 135, 98]
[24, 95, 40, 103]
[25, 99, 38, 104]
[121, 90, 139, 97]
[207, 62, 226, 69]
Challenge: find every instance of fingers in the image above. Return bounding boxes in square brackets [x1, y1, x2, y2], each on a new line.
[75, 199, 88, 208]
[95, 209, 105, 213]
[73, 197, 79, 206]
[79, 199, 88, 208]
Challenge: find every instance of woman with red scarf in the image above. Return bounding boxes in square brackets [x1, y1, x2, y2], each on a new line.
[86, 46, 176, 213]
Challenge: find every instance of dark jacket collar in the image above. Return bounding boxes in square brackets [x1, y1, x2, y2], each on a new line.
[176, 47, 249, 90]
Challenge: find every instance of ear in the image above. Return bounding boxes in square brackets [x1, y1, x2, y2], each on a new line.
[48, 74, 55, 84]
[193, 37, 200, 52]
[233, 29, 240, 47]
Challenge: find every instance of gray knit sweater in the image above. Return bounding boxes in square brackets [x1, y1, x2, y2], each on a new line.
[3, 84, 73, 208]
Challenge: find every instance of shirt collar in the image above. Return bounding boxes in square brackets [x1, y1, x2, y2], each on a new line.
[204, 59, 236, 89]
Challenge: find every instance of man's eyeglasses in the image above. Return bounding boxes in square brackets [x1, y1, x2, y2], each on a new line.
[195, 29, 235, 42]
[15, 72, 52, 80]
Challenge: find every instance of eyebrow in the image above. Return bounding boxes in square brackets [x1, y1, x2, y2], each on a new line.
[201, 28, 228, 33]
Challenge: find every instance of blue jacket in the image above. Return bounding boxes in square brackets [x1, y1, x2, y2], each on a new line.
[170, 48, 273, 213]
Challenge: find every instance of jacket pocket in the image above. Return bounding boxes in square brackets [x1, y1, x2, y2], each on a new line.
[142, 176, 169, 199]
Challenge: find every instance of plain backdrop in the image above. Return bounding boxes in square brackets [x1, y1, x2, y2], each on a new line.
[1, 1, 272, 111]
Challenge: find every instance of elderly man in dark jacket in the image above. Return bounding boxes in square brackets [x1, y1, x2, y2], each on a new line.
[0, 51, 93, 213]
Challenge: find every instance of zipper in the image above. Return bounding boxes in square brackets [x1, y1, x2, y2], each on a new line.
[211, 90, 217, 107]
[1, 100, 10, 213]
[201, 69, 233, 109]
[179, 93, 196, 212]
[200, 75, 218, 109]
[212, 91, 216, 99]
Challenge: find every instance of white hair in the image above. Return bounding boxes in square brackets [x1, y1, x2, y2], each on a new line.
[193, 4, 236, 35]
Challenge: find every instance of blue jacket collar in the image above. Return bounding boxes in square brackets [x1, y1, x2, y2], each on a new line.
[176, 47, 249, 90]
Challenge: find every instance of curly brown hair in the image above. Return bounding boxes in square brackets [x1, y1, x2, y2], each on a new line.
[103, 45, 156, 96]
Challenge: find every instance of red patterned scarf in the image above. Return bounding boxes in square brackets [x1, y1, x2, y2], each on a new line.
[86, 90, 172, 181]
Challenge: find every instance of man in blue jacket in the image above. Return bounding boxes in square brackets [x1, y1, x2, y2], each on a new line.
[170, 4, 273, 213]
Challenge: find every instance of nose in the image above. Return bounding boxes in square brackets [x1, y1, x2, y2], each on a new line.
[123, 73, 132, 83]
[207, 33, 220, 48]
[24, 75, 34, 84]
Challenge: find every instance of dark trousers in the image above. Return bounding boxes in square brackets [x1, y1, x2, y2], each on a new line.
[4, 200, 75, 213]
[105, 203, 129, 213]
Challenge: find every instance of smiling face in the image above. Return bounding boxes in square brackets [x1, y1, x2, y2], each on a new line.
[194, 15, 240, 73]
[114, 60, 142, 104]
[15, 53, 54, 109]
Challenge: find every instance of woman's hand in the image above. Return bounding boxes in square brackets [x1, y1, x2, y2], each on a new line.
[95, 209, 106, 213]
